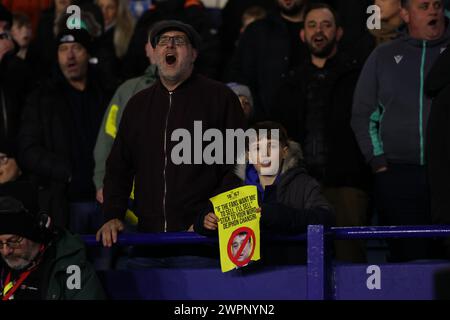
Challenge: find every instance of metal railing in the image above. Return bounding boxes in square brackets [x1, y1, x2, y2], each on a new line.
[81, 232, 307, 246]
[81, 225, 450, 300]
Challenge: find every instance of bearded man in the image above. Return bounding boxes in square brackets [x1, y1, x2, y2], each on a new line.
[274, 3, 371, 263]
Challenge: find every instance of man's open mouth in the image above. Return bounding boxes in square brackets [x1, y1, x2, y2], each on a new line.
[67, 62, 77, 70]
[165, 53, 177, 65]
[313, 34, 327, 45]
[428, 19, 438, 26]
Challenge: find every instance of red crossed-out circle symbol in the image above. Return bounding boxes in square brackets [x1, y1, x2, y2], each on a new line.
[227, 227, 256, 267]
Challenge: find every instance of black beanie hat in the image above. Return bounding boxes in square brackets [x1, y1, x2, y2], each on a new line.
[56, 27, 94, 54]
[0, 182, 42, 243]
[0, 197, 41, 242]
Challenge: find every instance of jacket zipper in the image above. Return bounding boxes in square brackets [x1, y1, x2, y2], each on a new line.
[162, 91, 173, 231]
[419, 41, 427, 165]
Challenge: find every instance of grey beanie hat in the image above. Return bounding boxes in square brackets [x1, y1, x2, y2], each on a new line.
[227, 82, 254, 108]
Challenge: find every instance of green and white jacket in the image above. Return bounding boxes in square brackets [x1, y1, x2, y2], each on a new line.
[351, 21, 450, 171]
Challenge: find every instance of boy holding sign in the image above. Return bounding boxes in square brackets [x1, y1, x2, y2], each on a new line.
[196, 122, 334, 265]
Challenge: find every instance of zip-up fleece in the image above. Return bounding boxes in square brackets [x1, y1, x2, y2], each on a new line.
[103, 73, 246, 232]
[351, 21, 450, 170]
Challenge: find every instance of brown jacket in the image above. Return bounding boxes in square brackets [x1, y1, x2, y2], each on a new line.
[103, 73, 246, 232]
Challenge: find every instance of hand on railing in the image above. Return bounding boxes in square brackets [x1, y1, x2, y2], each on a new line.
[96, 218, 125, 247]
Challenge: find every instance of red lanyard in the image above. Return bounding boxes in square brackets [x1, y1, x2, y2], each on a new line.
[1, 244, 45, 301]
[2, 270, 32, 301]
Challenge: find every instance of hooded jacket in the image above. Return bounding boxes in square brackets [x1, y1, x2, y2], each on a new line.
[352, 20, 450, 171]
[235, 141, 334, 233]
[194, 140, 334, 264]
[425, 43, 450, 224]
[195, 140, 334, 234]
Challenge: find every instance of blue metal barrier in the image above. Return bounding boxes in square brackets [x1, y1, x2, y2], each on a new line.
[82, 232, 309, 300]
[82, 232, 306, 246]
[307, 225, 326, 300]
[82, 232, 217, 246]
[81, 225, 450, 300]
[327, 225, 450, 300]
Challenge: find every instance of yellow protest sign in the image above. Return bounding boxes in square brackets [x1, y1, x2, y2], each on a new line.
[209, 185, 260, 272]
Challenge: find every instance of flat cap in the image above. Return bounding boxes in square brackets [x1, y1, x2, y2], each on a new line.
[149, 20, 202, 49]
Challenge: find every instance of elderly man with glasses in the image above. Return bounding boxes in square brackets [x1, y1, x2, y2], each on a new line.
[0, 191, 105, 300]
